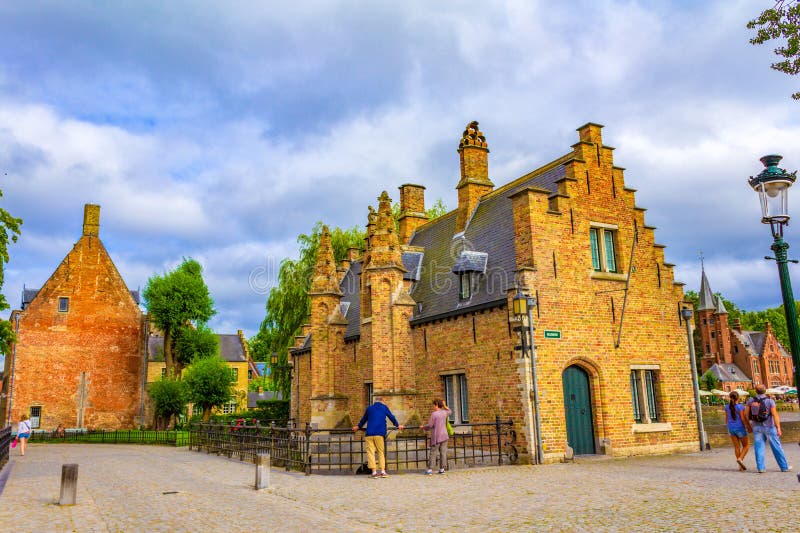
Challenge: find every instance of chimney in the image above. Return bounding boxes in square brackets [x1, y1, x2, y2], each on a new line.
[733, 318, 742, 332]
[83, 204, 100, 237]
[456, 121, 493, 233]
[397, 184, 427, 244]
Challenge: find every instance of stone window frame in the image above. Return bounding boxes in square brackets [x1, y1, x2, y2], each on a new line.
[589, 222, 619, 274]
[441, 371, 469, 424]
[629, 365, 672, 434]
[364, 381, 373, 407]
[58, 296, 69, 313]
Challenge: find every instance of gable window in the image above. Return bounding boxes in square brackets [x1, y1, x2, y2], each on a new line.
[459, 273, 471, 300]
[589, 225, 618, 273]
[734, 345, 739, 354]
[30, 406, 42, 429]
[58, 297, 69, 312]
[630, 368, 659, 423]
[442, 373, 469, 424]
[229, 368, 239, 382]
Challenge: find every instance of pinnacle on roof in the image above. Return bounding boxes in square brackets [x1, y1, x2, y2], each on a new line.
[310, 225, 342, 296]
[697, 268, 716, 311]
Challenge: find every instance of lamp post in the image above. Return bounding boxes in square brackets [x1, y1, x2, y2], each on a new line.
[749, 155, 800, 391]
[680, 307, 707, 451]
[513, 290, 543, 465]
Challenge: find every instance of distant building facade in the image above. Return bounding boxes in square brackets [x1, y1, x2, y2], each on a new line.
[290, 121, 700, 462]
[146, 330, 259, 420]
[697, 270, 795, 390]
[0, 205, 146, 430]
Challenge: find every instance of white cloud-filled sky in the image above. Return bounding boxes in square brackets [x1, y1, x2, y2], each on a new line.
[2, 0, 800, 339]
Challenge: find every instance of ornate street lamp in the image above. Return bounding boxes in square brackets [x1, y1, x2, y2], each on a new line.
[513, 289, 543, 464]
[680, 307, 708, 451]
[749, 155, 800, 391]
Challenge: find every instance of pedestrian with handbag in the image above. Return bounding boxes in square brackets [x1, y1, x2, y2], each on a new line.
[420, 398, 451, 475]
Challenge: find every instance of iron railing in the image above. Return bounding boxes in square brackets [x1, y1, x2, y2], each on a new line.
[0, 425, 11, 470]
[26, 429, 189, 446]
[189, 417, 517, 475]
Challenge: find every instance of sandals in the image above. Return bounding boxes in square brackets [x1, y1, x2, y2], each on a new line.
[737, 459, 747, 471]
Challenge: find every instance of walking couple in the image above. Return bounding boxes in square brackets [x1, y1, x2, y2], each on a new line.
[725, 384, 792, 473]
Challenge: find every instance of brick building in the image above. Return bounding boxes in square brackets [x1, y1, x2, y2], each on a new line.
[697, 269, 794, 390]
[290, 121, 700, 462]
[0, 205, 146, 430]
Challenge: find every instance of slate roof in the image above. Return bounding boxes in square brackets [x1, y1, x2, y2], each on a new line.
[708, 363, 751, 383]
[148, 333, 247, 362]
[697, 270, 716, 311]
[247, 390, 283, 408]
[452, 251, 488, 273]
[21, 287, 140, 310]
[733, 329, 789, 358]
[297, 156, 569, 345]
[408, 161, 567, 322]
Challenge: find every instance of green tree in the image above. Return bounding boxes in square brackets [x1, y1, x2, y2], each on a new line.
[699, 369, 719, 391]
[148, 377, 187, 430]
[174, 324, 219, 368]
[0, 189, 22, 354]
[748, 0, 800, 99]
[143, 258, 216, 376]
[252, 222, 364, 397]
[183, 355, 234, 422]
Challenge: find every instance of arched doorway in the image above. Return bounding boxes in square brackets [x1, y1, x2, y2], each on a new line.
[562, 365, 596, 455]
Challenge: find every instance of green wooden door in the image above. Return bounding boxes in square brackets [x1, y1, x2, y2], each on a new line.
[562, 365, 596, 455]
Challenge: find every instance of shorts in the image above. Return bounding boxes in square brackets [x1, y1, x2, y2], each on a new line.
[728, 428, 747, 439]
[17, 432, 30, 439]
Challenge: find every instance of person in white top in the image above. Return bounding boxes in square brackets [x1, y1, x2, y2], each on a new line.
[16, 413, 32, 456]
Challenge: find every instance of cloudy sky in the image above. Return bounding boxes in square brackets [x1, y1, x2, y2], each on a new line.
[1, 0, 799, 341]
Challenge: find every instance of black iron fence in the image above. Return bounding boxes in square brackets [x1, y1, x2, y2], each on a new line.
[189, 417, 517, 475]
[26, 429, 189, 446]
[0, 425, 11, 470]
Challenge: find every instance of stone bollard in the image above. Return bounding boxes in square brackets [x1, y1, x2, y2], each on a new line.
[59, 464, 79, 505]
[255, 452, 270, 490]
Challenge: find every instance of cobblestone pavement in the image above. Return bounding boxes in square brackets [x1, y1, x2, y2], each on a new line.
[1, 443, 799, 532]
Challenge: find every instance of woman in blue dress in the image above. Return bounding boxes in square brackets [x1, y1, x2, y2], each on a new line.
[725, 391, 750, 470]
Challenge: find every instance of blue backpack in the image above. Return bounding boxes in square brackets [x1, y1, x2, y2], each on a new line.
[749, 397, 770, 423]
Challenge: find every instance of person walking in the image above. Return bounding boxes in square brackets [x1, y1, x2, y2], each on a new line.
[420, 398, 451, 475]
[746, 384, 792, 473]
[353, 396, 403, 478]
[16, 413, 32, 456]
[724, 391, 750, 471]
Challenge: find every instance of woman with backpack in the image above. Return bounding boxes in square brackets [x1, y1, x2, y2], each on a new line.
[724, 391, 750, 470]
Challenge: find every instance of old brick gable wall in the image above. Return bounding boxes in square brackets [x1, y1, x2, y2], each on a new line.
[5, 230, 144, 430]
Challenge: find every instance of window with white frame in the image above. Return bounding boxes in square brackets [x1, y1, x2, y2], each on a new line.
[58, 297, 69, 312]
[229, 367, 239, 382]
[630, 368, 659, 423]
[30, 406, 41, 429]
[442, 373, 469, 424]
[222, 402, 237, 414]
[589, 225, 618, 273]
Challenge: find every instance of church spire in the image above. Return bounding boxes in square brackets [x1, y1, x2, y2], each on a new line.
[698, 266, 716, 311]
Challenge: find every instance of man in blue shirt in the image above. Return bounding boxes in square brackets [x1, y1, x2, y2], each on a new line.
[353, 396, 404, 478]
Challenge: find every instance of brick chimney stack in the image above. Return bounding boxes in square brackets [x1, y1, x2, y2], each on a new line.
[397, 184, 427, 244]
[83, 204, 100, 237]
[733, 318, 742, 332]
[456, 121, 493, 233]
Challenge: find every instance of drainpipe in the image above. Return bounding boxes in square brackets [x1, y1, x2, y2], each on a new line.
[527, 299, 543, 465]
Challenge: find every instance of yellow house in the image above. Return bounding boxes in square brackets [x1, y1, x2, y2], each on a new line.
[146, 330, 258, 420]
